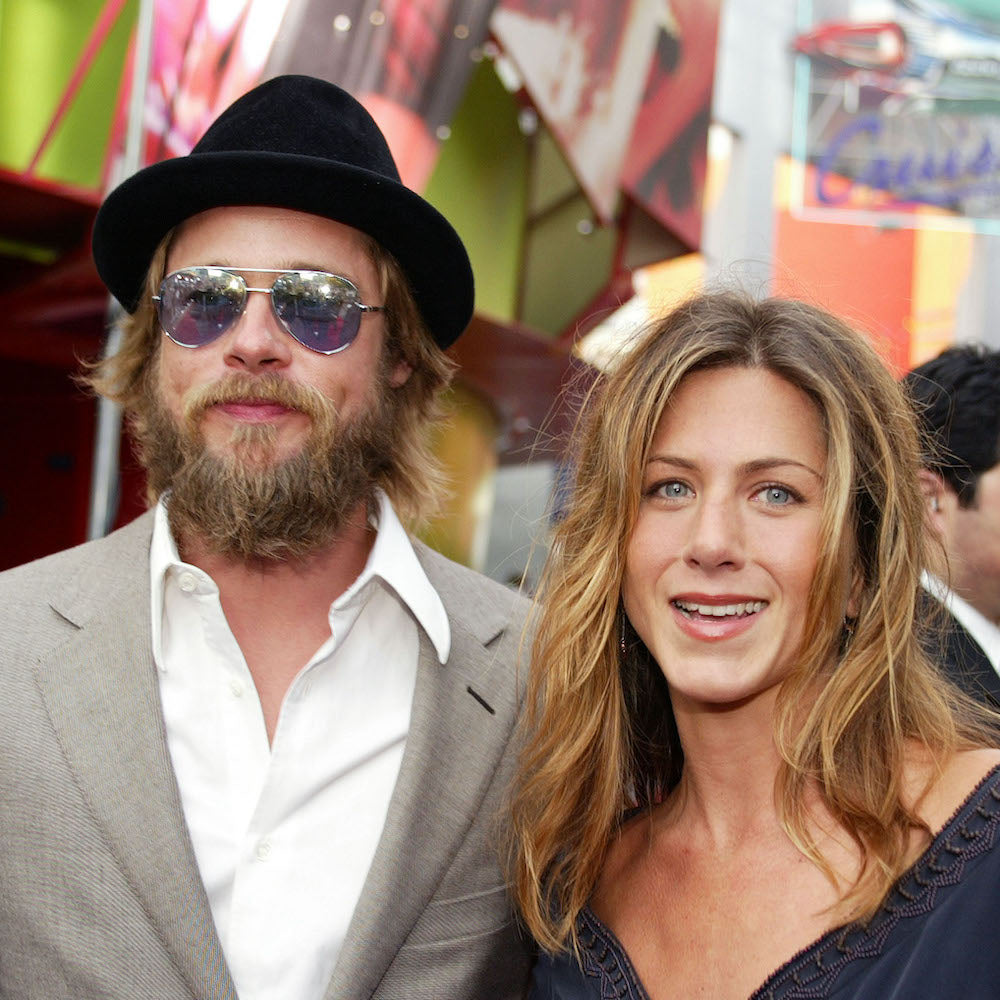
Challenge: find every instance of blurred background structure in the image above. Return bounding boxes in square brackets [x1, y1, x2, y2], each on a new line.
[2, 0, 999, 585]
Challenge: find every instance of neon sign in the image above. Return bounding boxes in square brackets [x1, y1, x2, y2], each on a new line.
[816, 114, 1000, 210]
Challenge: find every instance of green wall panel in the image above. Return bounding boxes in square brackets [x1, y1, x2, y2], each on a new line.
[0, 0, 137, 189]
[520, 190, 616, 336]
[520, 126, 617, 337]
[424, 58, 528, 325]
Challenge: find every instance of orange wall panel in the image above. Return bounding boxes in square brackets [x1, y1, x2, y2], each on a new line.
[772, 209, 916, 375]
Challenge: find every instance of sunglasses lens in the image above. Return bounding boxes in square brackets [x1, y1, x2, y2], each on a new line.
[156, 267, 245, 347]
[271, 271, 363, 354]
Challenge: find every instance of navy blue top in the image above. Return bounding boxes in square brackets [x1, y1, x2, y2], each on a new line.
[530, 764, 1000, 999]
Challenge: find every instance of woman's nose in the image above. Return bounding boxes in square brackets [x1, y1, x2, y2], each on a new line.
[684, 499, 744, 570]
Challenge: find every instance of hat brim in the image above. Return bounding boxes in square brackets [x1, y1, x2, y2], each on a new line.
[92, 150, 474, 349]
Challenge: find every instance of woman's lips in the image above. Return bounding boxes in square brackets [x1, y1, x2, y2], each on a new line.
[670, 597, 768, 640]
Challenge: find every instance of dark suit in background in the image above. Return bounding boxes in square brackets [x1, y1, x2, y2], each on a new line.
[939, 607, 1000, 710]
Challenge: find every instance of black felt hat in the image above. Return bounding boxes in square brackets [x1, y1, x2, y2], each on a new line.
[91, 74, 474, 348]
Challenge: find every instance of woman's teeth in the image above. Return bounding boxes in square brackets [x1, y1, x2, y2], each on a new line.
[672, 599, 766, 618]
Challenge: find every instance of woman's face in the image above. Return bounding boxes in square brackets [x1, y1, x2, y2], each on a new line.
[622, 365, 828, 713]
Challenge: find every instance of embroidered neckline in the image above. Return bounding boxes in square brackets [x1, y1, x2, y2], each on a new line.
[577, 907, 652, 1000]
[577, 764, 1000, 1000]
[752, 763, 1000, 999]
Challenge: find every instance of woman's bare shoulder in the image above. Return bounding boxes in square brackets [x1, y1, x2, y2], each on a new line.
[907, 746, 1000, 833]
[598, 807, 655, 883]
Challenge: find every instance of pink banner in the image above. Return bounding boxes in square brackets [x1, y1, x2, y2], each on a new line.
[620, 0, 721, 249]
[491, 0, 662, 224]
[264, 0, 497, 191]
[119, 0, 291, 169]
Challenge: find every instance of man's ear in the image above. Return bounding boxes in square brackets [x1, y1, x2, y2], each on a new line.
[390, 360, 413, 387]
[917, 468, 948, 536]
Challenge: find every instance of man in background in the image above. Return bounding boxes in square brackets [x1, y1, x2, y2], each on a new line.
[904, 345, 1000, 710]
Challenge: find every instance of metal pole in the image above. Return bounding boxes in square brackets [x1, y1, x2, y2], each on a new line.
[87, 0, 156, 540]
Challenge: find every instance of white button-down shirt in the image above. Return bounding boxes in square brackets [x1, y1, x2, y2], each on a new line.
[149, 493, 449, 1000]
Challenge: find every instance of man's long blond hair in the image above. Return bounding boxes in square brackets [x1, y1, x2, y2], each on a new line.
[509, 291, 993, 953]
[83, 228, 456, 526]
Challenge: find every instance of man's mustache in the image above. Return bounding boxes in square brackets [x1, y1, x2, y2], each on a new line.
[180, 373, 334, 426]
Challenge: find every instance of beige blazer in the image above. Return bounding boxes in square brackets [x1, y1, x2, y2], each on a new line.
[0, 511, 532, 999]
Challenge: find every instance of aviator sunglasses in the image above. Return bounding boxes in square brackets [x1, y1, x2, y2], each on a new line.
[152, 266, 385, 355]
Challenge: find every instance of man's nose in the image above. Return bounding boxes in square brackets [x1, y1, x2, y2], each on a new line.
[222, 290, 293, 370]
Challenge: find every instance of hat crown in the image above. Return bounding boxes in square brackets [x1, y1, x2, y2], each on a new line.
[93, 74, 474, 346]
[192, 75, 401, 183]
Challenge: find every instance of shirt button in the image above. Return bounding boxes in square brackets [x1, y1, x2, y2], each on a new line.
[256, 838, 272, 860]
[178, 572, 197, 593]
[229, 679, 245, 698]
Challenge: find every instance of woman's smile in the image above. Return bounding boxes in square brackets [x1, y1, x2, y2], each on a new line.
[670, 595, 769, 640]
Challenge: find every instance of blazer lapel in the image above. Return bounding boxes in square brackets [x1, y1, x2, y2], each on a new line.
[34, 513, 237, 1000]
[325, 553, 522, 1000]
[944, 611, 1000, 710]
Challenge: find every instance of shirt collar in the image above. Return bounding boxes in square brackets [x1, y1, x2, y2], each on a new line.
[334, 491, 450, 663]
[922, 571, 1000, 672]
[149, 499, 183, 670]
[149, 490, 450, 667]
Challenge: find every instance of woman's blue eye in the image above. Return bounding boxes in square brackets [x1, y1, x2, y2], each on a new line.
[759, 485, 793, 504]
[658, 481, 692, 498]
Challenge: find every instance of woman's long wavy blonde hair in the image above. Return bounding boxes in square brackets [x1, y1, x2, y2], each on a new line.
[83, 229, 456, 527]
[509, 291, 994, 953]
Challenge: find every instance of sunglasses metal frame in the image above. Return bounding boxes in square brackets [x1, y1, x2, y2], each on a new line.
[152, 266, 385, 355]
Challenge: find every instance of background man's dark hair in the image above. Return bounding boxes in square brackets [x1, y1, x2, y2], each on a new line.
[903, 345, 1000, 507]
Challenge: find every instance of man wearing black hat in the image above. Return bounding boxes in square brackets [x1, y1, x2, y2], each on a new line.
[0, 77, 532, 1000]
[904, 345, 1000, 712]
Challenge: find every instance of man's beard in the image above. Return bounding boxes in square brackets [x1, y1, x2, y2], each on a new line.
[138, 368, 396, 564]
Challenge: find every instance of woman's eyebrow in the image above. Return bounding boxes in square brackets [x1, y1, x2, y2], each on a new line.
[738, 457, 824, 481]
[646, 454, 823, 481]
